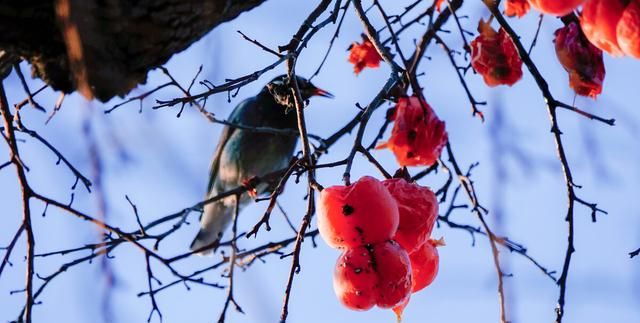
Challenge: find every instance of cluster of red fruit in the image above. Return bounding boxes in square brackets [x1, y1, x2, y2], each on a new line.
[348, 1, 639, 100]
[505, 0, 640, 59]
[318, 176, 441, 318]
[348, 38, 448, 179]
[472, 0, 640, 98]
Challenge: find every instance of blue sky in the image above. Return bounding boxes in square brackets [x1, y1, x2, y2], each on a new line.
[1, 1, 639, 323]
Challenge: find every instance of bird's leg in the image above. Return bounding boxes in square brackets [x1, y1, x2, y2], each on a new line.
[241, 176, 260, 199]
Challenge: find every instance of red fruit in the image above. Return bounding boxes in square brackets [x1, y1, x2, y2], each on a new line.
[333, 242, 412, 310]
[470, 20, 523, 87]
[377, 96, 448, 167]
[318, 176, 399, 249]
[529, 0, 585, 16]
[382, 178, 438, 253]
[372, 241, 413, 308]
[409, 239, 441, 292]
[348, 37, 383, 75]
[617, 1, 640, 58]
[505, 0, 531, 18]
[333, 247, 378, 310]
[554, 22, 606, 98]
[580, 0, 630, 56]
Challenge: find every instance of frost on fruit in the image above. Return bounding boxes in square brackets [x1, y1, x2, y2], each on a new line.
[377, 96, 448, 167]
[317, 176, 399, 249]
[348, 36, 383, 75]
[554, 22, 606, 98]
[470, 19, 523, 87]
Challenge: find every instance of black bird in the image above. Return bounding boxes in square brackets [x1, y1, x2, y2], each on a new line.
[190, 75, 333, 254]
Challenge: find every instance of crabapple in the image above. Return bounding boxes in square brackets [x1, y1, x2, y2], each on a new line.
[333, 246, 378, 310]
[318, 176, 399, 249]
[373, 241, 413, 308]
[382, 178, 438, 253]
[410, 239, 441, 292]
[529, 0, 586, 16]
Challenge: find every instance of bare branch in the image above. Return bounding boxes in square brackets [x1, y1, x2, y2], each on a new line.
[482, 2, 613, 321]
[1, 81, 36, 323]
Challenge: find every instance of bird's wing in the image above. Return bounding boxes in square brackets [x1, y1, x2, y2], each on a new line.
[206, 125, 233, 193]
[206, 97, 260, 193]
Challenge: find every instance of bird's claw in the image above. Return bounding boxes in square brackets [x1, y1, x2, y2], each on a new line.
[242, 177, 259, 199]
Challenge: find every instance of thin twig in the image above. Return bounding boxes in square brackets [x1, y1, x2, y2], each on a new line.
[12, 64, 45, 112]
[217, 194, 244, 323]
[445, 141, 507, 323]
[0, 224, 25, 278]
[1, 81, 36, 323]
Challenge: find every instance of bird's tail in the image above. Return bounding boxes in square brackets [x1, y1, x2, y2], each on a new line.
[190, 200, 234, 255]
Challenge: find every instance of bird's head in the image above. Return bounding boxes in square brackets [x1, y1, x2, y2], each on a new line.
[265, 75, 333, 111]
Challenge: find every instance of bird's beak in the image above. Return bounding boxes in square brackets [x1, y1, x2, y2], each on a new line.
[313, 87, 335, 99]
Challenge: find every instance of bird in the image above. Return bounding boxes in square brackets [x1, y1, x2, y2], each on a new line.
[190, 75, 333, 255]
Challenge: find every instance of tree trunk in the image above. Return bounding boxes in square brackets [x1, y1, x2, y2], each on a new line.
[0, 0, 268, 101]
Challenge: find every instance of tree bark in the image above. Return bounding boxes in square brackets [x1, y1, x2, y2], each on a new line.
[0, 0, 268, 101]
